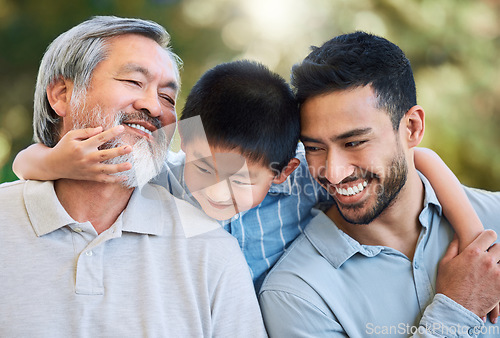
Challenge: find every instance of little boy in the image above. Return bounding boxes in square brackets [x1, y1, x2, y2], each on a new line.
[14, 60, 485, 292]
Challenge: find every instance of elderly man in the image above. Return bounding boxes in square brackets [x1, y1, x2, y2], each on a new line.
[259, 31, 500, 337]
[0, 16, 265, 337]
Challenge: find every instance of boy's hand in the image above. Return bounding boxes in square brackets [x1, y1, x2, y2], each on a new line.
[48, 126, 132, 183]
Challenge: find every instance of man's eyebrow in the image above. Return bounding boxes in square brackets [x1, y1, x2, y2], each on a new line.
[117, 63, 179, 92]
[300, 135, 321, 143]
[332, 128, 373, 141]
[300, 128, 373, 144]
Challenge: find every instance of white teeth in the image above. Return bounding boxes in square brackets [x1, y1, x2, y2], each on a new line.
[336, 180, 368, 196]
[125, 123, 152, 136]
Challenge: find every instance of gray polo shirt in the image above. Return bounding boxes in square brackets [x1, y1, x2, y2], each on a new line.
[0, 180, 266, 337]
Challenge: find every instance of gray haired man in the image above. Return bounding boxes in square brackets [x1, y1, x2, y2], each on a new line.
[0, 16, 265, 337]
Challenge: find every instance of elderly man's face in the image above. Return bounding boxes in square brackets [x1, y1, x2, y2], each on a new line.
[68, 34, 179, 187]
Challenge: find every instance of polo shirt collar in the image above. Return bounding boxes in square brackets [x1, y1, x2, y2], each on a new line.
[116, 183, 171, 236]
[24, 180, 76, 236]
[305, 172, 443, 269]
[24, 180, 169, 237]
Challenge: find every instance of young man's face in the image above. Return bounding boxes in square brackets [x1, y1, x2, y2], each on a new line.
[300, 85, 408, 225]
[183, 138, 279, 221]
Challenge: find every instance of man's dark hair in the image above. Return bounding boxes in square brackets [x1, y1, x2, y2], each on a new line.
[291, 31, 416, 129]
[180, 60, 299, 172]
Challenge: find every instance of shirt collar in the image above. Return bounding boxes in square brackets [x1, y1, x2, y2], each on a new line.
[418, 170, 443, 217]
[268, 175, 293, 195]
[24, 180, 76, 236]
[305, 172, 443, 268]
[120, 183, 172, 235]
[24, 180, 171, 237]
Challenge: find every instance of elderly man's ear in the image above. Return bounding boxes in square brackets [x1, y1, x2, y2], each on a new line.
[46, 77, 75, 118]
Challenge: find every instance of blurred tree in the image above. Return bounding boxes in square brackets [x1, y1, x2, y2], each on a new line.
[1, 0, 499, 191]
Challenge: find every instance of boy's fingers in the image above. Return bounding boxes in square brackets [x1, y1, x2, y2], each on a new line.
[467, 230, 498, 253]
[86, 125, 125, 147]
[66, 127, 103, 141]
[94, 162, 132, 175]
[92, 146, 132, 162]
[441, 235, 459, 264]
[489, 304, 499, 324]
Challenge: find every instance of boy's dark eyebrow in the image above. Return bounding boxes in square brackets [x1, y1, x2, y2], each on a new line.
[117, 63, 179, 92]
[301, 128, 373, 143]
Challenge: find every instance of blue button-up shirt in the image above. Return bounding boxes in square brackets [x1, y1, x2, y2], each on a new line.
[153, 144, 332, 290]
[259, 173, 500, 337]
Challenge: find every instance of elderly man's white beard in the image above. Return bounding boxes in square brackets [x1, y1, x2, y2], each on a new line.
[72, 103, 169, 188]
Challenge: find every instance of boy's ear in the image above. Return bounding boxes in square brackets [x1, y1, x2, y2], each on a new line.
[401, 105, 425, 149]
[46, 77, 74, 118]
[272, 158, 300, 184]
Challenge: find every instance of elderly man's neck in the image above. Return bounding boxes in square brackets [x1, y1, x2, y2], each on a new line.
[54, 179, 134, 234]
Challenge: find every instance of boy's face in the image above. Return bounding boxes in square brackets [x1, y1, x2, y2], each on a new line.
[183, 138, 278, 221]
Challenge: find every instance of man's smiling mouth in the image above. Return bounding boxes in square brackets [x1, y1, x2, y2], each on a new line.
[124, 123, 153, 136]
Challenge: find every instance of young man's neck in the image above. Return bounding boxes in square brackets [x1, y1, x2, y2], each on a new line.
[54, 179, 134, 234]
[326, 168, 425, 260]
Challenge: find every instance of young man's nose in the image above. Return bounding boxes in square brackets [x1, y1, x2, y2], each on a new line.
[323, 151, 355, 185]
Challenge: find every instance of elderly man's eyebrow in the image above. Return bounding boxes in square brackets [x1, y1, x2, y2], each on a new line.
[117, 63, 179, 92]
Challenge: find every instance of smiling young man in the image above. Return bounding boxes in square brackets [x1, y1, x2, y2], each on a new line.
[259, 32, 500, 337]
[0, 16, 265, 337]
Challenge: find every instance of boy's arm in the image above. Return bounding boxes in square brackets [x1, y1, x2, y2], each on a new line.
[415, 148, 499, 323]
[13, 126, 132, 182]
[414, 147, 483, 249]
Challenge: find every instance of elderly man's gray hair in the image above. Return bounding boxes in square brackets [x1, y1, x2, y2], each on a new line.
[33, 15, 182, 147]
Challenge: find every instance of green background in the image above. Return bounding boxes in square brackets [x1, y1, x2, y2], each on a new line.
[1, 0, 499, 191]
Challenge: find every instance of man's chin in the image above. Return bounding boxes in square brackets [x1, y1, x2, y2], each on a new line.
[334, 201, 377, 225]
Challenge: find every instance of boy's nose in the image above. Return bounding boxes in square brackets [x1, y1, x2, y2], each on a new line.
[205, 180, 233, 203]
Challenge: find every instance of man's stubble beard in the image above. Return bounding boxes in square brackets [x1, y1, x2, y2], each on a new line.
[71, 98, 170, 188]
[332, 145, 408, 225]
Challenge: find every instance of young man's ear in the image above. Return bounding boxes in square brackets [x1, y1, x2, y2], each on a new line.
[272, 158, 300, 184]
[46, 77, 74, 118]
[401, 105, 425, 148]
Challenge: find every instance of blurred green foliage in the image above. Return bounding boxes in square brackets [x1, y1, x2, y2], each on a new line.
[1, 0, 499, 191]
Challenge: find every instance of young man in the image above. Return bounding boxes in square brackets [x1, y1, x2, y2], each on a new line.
[0, 16, 265, 337]
[259, 31, 500, 337]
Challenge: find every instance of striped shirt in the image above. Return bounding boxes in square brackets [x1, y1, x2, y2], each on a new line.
[153, 143, 332, 290]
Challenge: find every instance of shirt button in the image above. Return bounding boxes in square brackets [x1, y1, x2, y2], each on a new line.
[85, 251, 93, 256]
[73, 227, 83, 233]
[234, 214, 240, 220]
[414, 262, 419, 269]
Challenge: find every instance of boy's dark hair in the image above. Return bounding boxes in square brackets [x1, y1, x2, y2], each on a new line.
[291, 31, 416, 129]
[180, 60, 299, 172]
